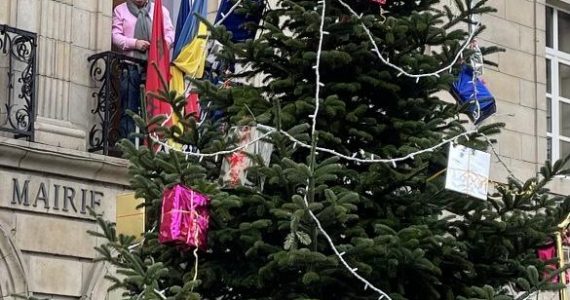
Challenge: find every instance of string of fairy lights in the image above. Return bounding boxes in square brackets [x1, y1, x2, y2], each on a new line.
[143, 0, 525, 299]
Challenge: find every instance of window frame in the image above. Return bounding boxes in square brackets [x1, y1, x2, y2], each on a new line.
[545, 3, 570, 162]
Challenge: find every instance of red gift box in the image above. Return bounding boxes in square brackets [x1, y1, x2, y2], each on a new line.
[159, 184, 210, 250]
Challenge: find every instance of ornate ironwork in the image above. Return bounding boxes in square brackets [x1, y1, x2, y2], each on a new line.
[0, 25, 37, 140]
[87, 51, 146, 156]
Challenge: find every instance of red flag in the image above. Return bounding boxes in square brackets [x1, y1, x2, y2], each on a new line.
[146, 0, 171, 123]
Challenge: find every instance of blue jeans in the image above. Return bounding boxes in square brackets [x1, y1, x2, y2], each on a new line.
[119, 65, 143, 141]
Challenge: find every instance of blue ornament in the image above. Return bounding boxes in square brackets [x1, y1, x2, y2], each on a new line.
[451, 65, 496, 124]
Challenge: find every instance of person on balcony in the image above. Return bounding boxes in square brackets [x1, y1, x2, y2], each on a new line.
[112, 0, 175, 141]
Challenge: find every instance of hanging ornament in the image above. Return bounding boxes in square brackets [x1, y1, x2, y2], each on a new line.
[450, 64, 496, 124]
[159, 184, 210, 250]
[469, 40, 484, 78]
[220, 125, 273, 189]
[445, 143, 490, 200]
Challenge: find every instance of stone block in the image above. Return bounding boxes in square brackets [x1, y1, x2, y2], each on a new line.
[500, 102, 536, 134]
[0, 0, 10, 24]
[89, 10, 98, 50]
[489, 158, 509, 183]
[519, 79, 536, 108]
[519, 25, 536, 55]
[70, 46, 95, 86]
[15, 213, 98, 259]
[72, 9, 92, 49]
[537, 136, 548, 164]
[484, 69, 519, 103]
[0, 138, 27, 169]
[68, 83, 93, 131]
[99, 0, 113, 17]
[498, 50, 535, 81]
[521, 134, 537, 163]
[536, 29, 546, 57]
[0, 208, 17, 233]
[537, 83, 547, 111]
[505, 0, 534, 27]
[479, 14, 520, 50]
[16, 0, 39, 33]
[510, 159, 538, 180]
[96, 15, 113, 52]
[536, 56, 546, 85]
[74, 0, 98, 12]
[536, 109, 547, 137]
[496, 129, 522, 160]
[546, 176, 570, 195]
[490, 0, 506, 18]
[536, 2, 546, 31]
[27, 254, 83, 296]
[34, 117, 86, 150]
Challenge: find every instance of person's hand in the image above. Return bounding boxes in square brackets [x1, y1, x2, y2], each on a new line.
[135, 39, 150, 51]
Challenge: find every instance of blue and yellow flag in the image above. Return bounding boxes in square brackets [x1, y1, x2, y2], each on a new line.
[168, 0, 209, 149]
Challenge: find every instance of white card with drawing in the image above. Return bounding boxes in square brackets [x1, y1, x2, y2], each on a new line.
[445, 143, 491, 200]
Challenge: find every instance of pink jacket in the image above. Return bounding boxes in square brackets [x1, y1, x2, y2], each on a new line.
[112, 2, 175, 58]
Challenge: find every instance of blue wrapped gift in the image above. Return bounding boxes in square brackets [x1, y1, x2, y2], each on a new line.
[451, 65, 496, 124]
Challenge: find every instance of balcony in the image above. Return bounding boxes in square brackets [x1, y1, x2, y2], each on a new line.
[87, 51, 146, 156]
[0, 25, 37, 141]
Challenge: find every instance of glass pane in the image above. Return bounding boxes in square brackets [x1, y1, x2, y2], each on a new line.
[559, 63, 570, 98]
[561, 140, 570, 160]
[547, 6, 553, 48]
[548, 137, 552, 161]
[547, 59, 552, 94]
[561, 102, 570, 136]
[547, 97, 552, 133]
[559, 9, 570, 53]
[547, 137, 552, 161]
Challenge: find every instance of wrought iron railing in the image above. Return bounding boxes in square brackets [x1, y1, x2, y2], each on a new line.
[87, 51, 146, 156]
[0, 25, 37, 140]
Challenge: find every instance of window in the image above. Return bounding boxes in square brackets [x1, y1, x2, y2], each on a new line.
[545, 5, 570, 162]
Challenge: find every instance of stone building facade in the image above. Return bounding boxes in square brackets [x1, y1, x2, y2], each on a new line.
[0, 0, 564, 299]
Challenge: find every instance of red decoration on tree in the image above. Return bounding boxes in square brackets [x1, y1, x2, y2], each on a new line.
[159, 184, 210, 250]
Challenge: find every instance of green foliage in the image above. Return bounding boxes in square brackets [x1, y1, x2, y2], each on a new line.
[90, 0, 570, 299]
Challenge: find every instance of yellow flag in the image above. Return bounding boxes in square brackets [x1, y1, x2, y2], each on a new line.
[168, 22, 208, 150]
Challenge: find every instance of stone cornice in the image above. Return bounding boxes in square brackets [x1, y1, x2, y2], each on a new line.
[0, 137, 130, 187]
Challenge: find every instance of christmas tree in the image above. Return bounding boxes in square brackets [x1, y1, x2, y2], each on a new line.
[90, 0, 570, 299]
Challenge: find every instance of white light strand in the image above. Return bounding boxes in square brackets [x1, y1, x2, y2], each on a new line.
[154, 289, 167, 300]
[148, 131, 272, 157]
[155, 123, 483, 166]
[301, 184, 392, 300]
[215, 0, 244, 26]
[311, 0, 327, 143]
[257, 124, 478, 164]
[335, 0, 480, 79]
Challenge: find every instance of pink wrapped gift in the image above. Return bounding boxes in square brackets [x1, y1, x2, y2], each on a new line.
[159, 184, 210, 250]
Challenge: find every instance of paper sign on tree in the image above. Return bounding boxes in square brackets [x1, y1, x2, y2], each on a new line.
[445, 143, 491, 200]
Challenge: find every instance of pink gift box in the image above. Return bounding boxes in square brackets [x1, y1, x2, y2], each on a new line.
[159, 184, 210, 250]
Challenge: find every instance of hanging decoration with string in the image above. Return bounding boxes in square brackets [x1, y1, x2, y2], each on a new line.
[450, 36, 496, 125]
[445, 143, 491, 200]
[450, 63, 496, 124]
[220, 125, 274, 189]
[159, 184, 211, 250]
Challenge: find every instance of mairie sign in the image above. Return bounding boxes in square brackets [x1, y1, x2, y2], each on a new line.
[0, 171, 112, 219]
